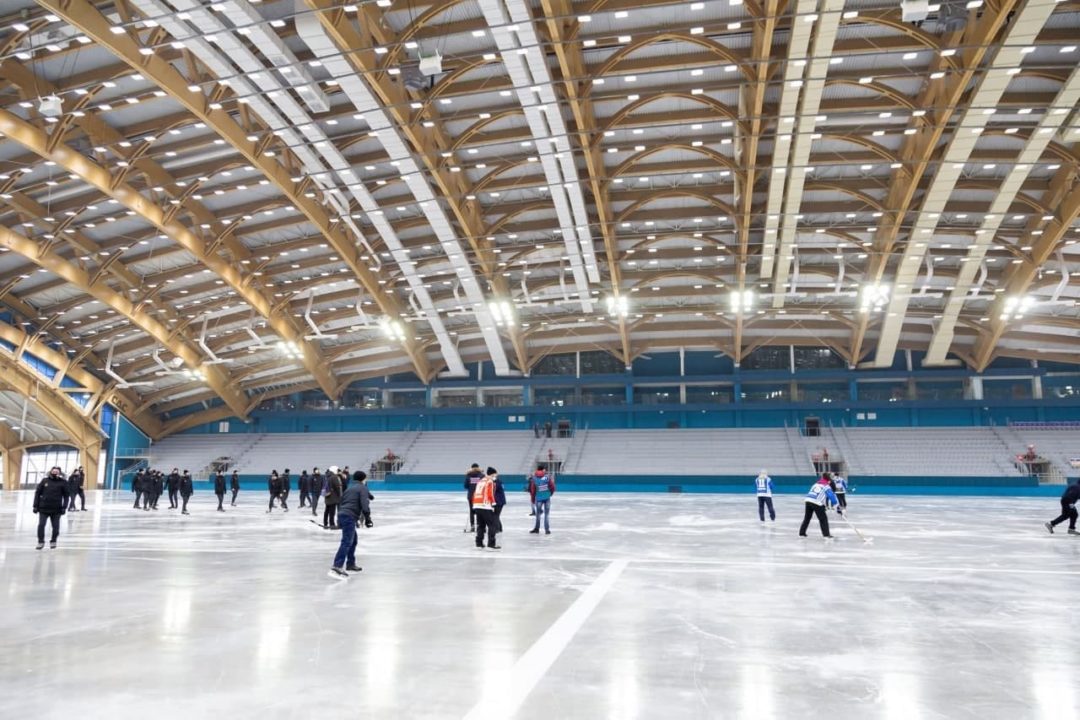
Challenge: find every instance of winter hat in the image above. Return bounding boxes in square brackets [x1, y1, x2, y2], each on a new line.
[353, 470, 367, 482]
[470, 463, 480, 469]
[328, 465, 339, 474]
[486, 466, 498, 476]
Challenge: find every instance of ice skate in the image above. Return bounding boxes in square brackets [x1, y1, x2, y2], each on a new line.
[49, 541, 57, 549]
[328, 567, 348, 581]
[36, 542, 44, 550]
[529, 528, 539, 534]
[1045, 522, 1055, 534]
[346, 564, 362, 573]
[1069, 528, 1079, 536]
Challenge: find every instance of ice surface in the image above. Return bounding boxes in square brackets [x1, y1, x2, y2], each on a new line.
[2, 489, 1079, 720]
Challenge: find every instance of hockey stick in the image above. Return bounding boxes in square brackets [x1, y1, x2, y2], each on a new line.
[840, 512, 873, 543]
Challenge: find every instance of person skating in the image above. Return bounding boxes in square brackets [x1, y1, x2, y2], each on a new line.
[179, 470, 193, 514]
[356, 472, 374, 528]
[132, 469, 145, 510]
[281, 468, 291, 510]
[214, 470, 227, 512]
[66, 468, 85, 512]
[493, 470, 506, 536]
[832, 473, 848, 509]
[299, 470, 310, 508]
[463, 463, 484, 533]
[1044, 481, 1080, 535]
[151, 471, 163, 510]
[33, 467, 70, 550]
[229, 469, 240, 506]
[472, 467, 500, 550]
[323, 466, 342, 529]
[799, 474, 842, 538]
[755, 469, 776, 522]
[528, 464, 555, 535]
[310, 467, 323, 517]
[327, 472, 367, 580]
[166, 468, 181, 509]
[267, 470, 284, 513]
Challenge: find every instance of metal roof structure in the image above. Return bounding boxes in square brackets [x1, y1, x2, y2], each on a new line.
[0, 0, 1077, 438]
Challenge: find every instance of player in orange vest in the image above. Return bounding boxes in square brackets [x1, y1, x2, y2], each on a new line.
[472, 467, 501, 550]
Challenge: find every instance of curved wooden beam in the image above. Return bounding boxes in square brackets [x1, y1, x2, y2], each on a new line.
[587, 33, 750, 92]
[607, 143, 742, 187]
[600, 93, 747, 138]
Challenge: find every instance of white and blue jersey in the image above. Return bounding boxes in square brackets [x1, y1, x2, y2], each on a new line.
[805, 481, 839, 508]
[755, 475, 774, 497]
[833, 476, 847, 494]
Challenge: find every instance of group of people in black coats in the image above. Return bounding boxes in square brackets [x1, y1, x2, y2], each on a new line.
[131, 468, 195, 513]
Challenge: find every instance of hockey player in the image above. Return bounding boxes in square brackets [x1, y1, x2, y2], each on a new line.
[755, 469, 775, 522]
[323, 466, 342, 529]
[33, 467, 70, 550]
[528, 464, 555, 535]
[1045, 481, 1080, 535]
[464, 463, 484, 533]
[167, 468, 181, 509]
[799, 474, 841, 538]
[229, 470, 240, 506]
[214, 470, 227, 512]
[267, 470, 283, 513]
[179, 470, 194, 514]
[472, 467, 500, 550]
[832, 472, 848, 509]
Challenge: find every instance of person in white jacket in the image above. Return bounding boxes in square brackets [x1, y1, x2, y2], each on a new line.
[755, 470, 775, 522]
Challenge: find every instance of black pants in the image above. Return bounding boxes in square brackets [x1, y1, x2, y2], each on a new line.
[324, 504, 337, 528]
[181, 494, 191, 512]
[216, 492, 225, 510]
[269, 492, 287, 511]
[230, 488, 239, 505]
[475, 509, 497, 547]
[466, 490, 476, 528]
[837, 493, 847, 508]
[299, 490, 308, 508]
[1050, 500, 1078, 530]
[493, 504, 504, 533]
[758, 496, 775, 521]
[168, 489, 178, 508]
[37, 512, 62, 543]
[799, 502, 831, 537]
[311, 494, 320, 515]
[133, 491, 143, 508]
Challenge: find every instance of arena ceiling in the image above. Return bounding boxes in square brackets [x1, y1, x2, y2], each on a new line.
[0, 0, 1078, 437]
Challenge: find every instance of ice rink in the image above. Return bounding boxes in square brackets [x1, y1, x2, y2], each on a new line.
[2, 487, 1079, 720]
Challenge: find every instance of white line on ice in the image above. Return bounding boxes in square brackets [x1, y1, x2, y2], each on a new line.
[462, 559, 628, 720]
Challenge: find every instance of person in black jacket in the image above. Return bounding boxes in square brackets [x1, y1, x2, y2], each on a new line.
[299, 470, 310, 508]
[328, 476, 366, 579]
[1045, 482, 1080, 535]
[356, 472, 374, 528]
[166, 468, 181, 509]
[464, 463, 484, 533]
[281, 468, 291, 509]
[179, 470, 194, 514]
[323, 467, 342, 529]
[230, 469, 240, 506]
[310, 468, 323, 517]
[267, 470, 287, 513]
[132, 469, 146, 510]
[153, 471, 165, 510]
[214, 471, 227, 511]
[34, 467, 70, 549]
[66, 467, 86, 512]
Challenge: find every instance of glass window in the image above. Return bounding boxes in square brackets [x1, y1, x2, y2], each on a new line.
[580, 386, 625, 406]
[857, 380, 910, 402]
[532, 353, 576, 376]
[258, 397, 297, 412]
[388, 391, 426, 409]
[742, 346, 790, 371]
[300, 391, 333, 411]
[23, 446, 80, 488]
[633, 386, 679, 405]
[534, 387, 577, 407]
[483, 389, 523, 408]
[793, 347, 846, 370]
[741, 382, 791, 403]
[983, 378, 1033, 401]
[434, 391, 477, 408]
[797, 382, 850, 403]
[685, 385, 734, 404]
[579, 351, 624, 375]
[915, 380, 967, 401]
[1043, 374, 1080, 401]
[340, 388, 382, 410]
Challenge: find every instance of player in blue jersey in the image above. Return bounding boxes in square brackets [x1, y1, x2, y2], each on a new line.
[754, 469, 775, 522]
[831, 473, 848, 509]
[799, 473, 841, 538]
